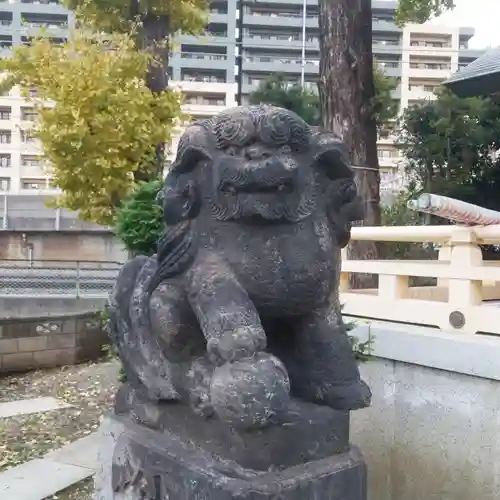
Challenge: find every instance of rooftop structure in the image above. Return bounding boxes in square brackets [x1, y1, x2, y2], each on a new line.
[444, 44, 500, 97]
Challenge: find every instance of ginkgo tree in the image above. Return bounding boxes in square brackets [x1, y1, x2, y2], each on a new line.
[0, 0, 208, 225]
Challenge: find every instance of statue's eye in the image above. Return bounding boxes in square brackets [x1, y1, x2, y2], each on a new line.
[226, 146, 238, 157]
[280, 145, 292, 155]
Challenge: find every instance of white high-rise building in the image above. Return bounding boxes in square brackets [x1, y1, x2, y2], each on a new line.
[0, 0, 484, 198]
[377, 23, 483, 196]
[0, 81, 235, 194]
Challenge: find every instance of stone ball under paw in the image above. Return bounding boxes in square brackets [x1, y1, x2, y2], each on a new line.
[209, 352, 290, 429]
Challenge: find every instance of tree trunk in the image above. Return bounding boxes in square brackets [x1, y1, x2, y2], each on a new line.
[318, 0, 380, 289]
[132, 0, 170, 182]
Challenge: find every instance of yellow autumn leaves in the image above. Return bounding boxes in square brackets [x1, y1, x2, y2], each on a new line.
[0, 0, 208, 225]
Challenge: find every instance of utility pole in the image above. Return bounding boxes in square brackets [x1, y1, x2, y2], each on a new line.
[236, 0, 244, 105]
[300, 0, 307, 87]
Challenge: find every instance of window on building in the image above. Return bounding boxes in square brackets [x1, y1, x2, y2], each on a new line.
[379, 149, 399, 159]
[184, 94, 226, 106]
[21, 107, 38, 122]
[21, 178, 47, 190]
[0, 154, 10, 167]
[210, 6, 228, 14]
[21, 13, 68, 29]
[21, 0, 61, 4]
[181, 72, 226, 83]
[21, 130, 36, 143]
[0, 107, 11, 120]
[0, 130, 11, 143]
[0, 177, 10, 191]
[21, 155, 41, 167]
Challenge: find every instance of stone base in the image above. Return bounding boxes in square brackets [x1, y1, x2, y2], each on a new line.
[95, 412, 367, 500]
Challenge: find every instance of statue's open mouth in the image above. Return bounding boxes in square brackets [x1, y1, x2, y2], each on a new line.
[220, 180, 295, 195]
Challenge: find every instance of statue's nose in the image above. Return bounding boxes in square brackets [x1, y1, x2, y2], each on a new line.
[245, 146, 271, 161]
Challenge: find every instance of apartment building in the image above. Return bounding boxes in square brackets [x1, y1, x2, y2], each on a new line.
[0, 0, 484, 196]
[239, 0, 483, 195]
[0, 0, 237, 194]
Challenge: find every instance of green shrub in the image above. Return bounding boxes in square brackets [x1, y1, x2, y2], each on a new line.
[115, 179, 164, 256]
[344, 311, 375, 362]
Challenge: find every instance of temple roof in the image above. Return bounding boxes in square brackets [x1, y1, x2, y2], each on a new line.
[444, 46, 500, 97]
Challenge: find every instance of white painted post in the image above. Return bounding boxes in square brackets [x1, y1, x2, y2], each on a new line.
[446, 228, 482, 331]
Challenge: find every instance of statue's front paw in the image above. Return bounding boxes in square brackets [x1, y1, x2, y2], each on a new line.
[146, 377, 180, 401]
[320, 379, 372, 411]
[207, 326, 267, 365]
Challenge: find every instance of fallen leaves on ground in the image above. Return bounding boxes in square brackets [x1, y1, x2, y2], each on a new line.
[45, 477, 94, 500]
[0, 359, 119, 473]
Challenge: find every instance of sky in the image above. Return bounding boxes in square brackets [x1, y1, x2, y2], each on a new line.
[427, 0, 500, 49]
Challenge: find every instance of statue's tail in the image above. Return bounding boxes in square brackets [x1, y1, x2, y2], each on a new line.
[109, 256, 179, 401]
[145, 220, 197, 298]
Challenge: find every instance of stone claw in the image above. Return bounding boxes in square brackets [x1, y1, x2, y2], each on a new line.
[146, 377, 180, 402]
[320, 380, 372, 411]
[207, 326, 267, 365]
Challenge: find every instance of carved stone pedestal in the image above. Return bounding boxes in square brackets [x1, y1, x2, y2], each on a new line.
[94, 405, 367, 500]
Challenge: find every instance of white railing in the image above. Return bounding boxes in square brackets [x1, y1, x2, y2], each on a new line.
[341, 224, 500, 335]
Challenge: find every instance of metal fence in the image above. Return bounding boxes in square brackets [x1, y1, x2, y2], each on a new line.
[0, 194, 108, 231]
[0, 259, 123, 297]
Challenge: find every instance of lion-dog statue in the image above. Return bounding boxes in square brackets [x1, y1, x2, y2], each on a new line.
[108, 105, 371, 431]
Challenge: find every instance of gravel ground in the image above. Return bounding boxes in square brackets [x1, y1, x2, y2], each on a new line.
[0, 358, 120, 499]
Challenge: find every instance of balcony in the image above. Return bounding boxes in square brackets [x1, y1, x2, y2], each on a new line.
[458, 47, 485, 62]
[378, 152, 401, 169]
[175, 52, 228, 71]
[372, 19, 400, 33]
[182, 96, 228, 117]
[407, 85, 436, 100]
[170, 80, 235, 97]
[242, 54, 319, 74]
[179, 32, 229, 45]
[377, 132, 398, 145]
[408, 63, 452, 79]
[209, 10, 229, 24]
[16, 1, 68, 14]
[20, 165, 47, 178]
[244, 34, 319, 52]
[376, 61, 402, 78]
[408, 41, 457, 59]
[244, 11, 318, 29]
[372, 40, 402, 56]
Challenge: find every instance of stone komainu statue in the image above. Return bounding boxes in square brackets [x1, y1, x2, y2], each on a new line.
[108, 105, 371, 430]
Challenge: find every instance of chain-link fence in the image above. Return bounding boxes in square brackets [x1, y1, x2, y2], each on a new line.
[0, 259, 122, 297]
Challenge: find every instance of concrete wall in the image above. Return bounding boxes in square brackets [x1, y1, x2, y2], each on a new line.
[0, 230, 128, 263]
[350, 321, 500, 500]
[0, 297, 109, 372]
[0, 297, 107, 319]
[0, 310, 108, 373]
